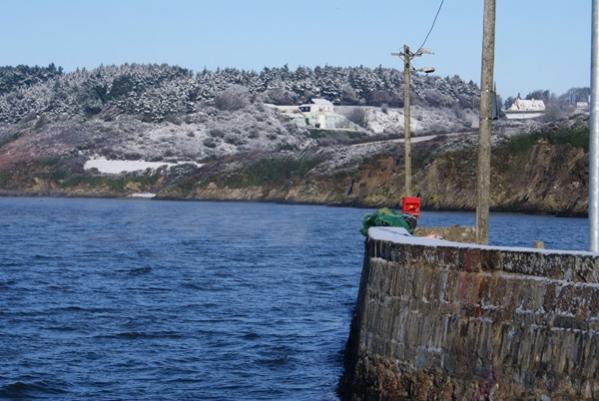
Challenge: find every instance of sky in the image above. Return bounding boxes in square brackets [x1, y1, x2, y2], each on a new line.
[0, 0, 592, 97]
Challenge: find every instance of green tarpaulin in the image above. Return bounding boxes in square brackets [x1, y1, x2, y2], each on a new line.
[361, 208, 417, 236]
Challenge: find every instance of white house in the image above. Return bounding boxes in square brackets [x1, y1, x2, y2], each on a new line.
[298, 98, 334, 128]
[299, 98, 335, 113]
[504, 99, 545, 120]
[266, 98, 362, 131]
[576, 101, 590, 114]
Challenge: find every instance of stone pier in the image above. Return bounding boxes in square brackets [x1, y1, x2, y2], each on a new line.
[340, 227, 599, 400]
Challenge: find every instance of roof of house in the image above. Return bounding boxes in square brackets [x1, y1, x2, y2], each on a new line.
[310, 98, 334, 106]
[507, 99, 545, 112]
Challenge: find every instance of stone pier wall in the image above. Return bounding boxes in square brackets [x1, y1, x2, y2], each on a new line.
[340, 227, 599, 401]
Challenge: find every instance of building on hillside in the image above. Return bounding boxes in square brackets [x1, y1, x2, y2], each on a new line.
[266, 98, 363, 131]
[504, 98, 545, 120]
[299, 98, 335, 113]
[298, 98, 335, 128]
[575, 101, 590, 114]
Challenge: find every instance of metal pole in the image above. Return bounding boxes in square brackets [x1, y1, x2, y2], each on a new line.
[590, 0, 599, 251]
[403, 45, 412, 197]
[475, 0, 496, 244]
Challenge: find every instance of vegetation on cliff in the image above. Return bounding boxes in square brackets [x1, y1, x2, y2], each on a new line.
[0, 63, 591, 215]
[1, 117, 586, 215]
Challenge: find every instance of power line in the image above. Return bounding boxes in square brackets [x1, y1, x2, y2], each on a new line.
[415, 0, 445, 53]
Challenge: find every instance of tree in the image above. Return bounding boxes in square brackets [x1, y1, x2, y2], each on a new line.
[504, 96, 516, 110]
[525, 89, 554, 103]
[214, 85, 249, 111]
[346, 107, 368, 128]
[263, 87, 297, 105]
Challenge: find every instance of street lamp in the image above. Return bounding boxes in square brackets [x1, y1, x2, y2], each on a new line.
[415, 67, 436, 74]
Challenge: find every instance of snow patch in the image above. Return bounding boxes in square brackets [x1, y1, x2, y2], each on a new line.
[368, 226, 599, 256]
[128, 192, 157, 199]
[84, 157, 203, 174]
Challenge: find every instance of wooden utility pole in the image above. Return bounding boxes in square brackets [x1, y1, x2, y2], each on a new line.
[475, 0, 496, 244]
[389, 0, 442, 203]
[392, 47, 435, 198]
[403, 45, 413, 197]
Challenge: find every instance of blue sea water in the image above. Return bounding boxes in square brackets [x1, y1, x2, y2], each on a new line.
[0, 197, 589, 400]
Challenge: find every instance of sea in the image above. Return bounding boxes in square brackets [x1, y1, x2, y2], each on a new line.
[0, 197, 589, 400]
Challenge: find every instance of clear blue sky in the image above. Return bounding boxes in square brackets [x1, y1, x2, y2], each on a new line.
[0, 0, 591, 97]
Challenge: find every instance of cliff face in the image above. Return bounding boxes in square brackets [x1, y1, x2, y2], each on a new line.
[0, 133, 589, 216]
[417, 138, 587, 214]
[163, 131, 588, 215]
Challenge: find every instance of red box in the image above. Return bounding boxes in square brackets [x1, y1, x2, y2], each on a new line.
[402, 196, 421, 218]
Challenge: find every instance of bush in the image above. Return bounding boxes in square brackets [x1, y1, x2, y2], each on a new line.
[214, 85, 249, 111]
[507, 126, 589, 154]
[232, 156, 322, 186]
[203, 138, 218, 148]
[452, 104, 466, 120]
[346, 107, 368, 128]
[369, 89, 393, 106]
[108, 75, 135, 99]
[165, 114, 183, 125]
[33, 115, 48, 130]
[209, 128, 226, 138]
[264, 87, 297, 105]
[543, 102, 567, 122]
[83, 98, 103, 115]
[421, 88, 457, 108]
[224, 133, 246, 145]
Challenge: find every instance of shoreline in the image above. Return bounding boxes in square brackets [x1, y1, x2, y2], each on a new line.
[0, 191, 588, 218]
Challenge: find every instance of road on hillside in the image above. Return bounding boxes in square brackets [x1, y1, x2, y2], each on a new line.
[348, 130, 475, 148]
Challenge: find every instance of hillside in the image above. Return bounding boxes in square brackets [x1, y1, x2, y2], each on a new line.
[0, 112, 590, 216]
[0, 64, 479, 124]
[0, 63, 589, 215]
[154, 116, 589, 215]
[0, 63, 480, 169]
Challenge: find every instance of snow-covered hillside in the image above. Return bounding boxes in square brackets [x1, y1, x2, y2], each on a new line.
[0, 64, 480, 124]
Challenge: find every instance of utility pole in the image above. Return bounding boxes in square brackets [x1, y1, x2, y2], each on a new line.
[392, 47, 434, 198]
[590, 0, 599, 252]
[475, 0, 496, 245]
[403, 45, 413, 197]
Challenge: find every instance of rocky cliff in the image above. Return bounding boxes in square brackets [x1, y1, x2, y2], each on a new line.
[156, 117, 589, 215]
[0, 116, 590, 216]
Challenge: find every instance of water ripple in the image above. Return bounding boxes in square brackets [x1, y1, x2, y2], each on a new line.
[0, 197, 588, 400]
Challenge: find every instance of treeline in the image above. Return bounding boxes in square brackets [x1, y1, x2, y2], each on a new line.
[0, 63, 63, 94]
[0, 63, 480, 123]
